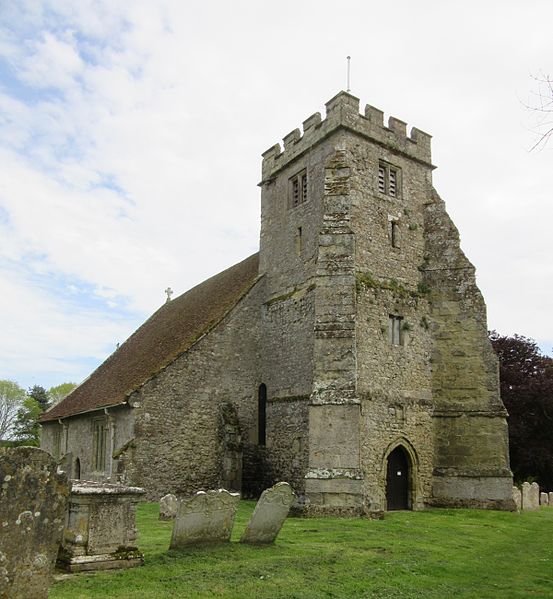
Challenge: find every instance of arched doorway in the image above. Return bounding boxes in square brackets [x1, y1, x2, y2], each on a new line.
[386, 446, 410, 510]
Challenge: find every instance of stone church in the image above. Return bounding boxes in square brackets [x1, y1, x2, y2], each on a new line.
[41, 91, 514, 514]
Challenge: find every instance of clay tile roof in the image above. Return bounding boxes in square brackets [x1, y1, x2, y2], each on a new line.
[41, 253, 260, 422]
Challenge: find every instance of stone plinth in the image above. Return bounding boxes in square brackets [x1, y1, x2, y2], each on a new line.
[0, 447, 69, 599]
[58, 481, 145, 572]
[240, 482, 295, 544]
[169, 489, 240, 549]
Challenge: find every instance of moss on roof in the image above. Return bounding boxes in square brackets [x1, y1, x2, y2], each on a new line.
[41, 253, 260, 422]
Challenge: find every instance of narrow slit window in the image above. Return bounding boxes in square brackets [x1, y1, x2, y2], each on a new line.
[390, 220, 399, 248]
[296, 226, 302, 255]
[389, 315, 403, 345]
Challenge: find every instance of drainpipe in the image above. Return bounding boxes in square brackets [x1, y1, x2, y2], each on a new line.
[58, 418, 68, 455]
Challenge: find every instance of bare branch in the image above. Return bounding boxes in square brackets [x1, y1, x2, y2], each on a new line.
[525, 72, 553, 150]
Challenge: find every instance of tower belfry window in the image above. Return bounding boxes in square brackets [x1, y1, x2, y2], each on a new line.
[389, 169, 397, 197]
[378, 165, 386, 193]
[378, 161, 401, 198]
[290, 170, 308, 208]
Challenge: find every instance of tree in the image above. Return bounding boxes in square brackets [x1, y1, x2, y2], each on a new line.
[490, 331, 553, 489]
[48, 382, 77, 406]
[12, 397, 42, 446]
[527, 73, 553, 150]
[0, 380, 26, 440]
[28, 385, 50, 412]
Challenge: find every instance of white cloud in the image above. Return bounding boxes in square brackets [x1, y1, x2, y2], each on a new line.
[0, 0, 552, 388]
[18, 30, 83, 90]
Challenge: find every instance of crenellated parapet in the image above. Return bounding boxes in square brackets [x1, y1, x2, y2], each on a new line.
[261, 91, 432, 182]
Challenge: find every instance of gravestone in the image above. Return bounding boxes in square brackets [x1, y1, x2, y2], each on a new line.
[512, 486, 522, 511]
[0, 446, 69, 599]
[58, 481, 145, 572]
[240, 482, 295, 544]
[57, 452, 73, 477]
[169, 489, 240, 549]
[159, 493, 178, 520]
[540, 492, 549, 506]
[549, 492, 553, 505]
[521, 481, 540, 511]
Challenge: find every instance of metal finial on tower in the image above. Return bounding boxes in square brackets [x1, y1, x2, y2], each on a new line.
[164, 287, 173, 303]
[346, 56, 351, 92]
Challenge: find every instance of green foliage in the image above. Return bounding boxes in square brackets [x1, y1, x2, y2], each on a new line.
[50, 502, 553, 599]
[12, 397, 42, 446]
[48, 382, 77, 406]
[356, 272, 425, 301]
[355, 271, 378, 292]
[2, 380, 76, 444]
[417, 281, 431, 295]
[490, 331, 553, 489]
[408, 222, 419, 231]
[418, 255, 430, 272]
[28, 385, 50, 411]
[0, 380, 26, 440]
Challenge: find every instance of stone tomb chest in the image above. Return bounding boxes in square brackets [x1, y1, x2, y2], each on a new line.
[58, 481, 145, 572]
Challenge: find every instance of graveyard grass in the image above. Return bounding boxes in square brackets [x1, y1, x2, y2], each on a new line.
[50, 502, 553, 599]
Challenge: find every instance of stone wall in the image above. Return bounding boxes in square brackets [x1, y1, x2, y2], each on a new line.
[41, 404, 134, 482]
[423, 190, 513, 509]
[259, 117, 340, 500]
[265, 397, 309, 495]
[127, 279, 263, 500]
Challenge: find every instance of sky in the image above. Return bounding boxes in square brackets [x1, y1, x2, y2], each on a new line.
[0, 0, 552, 390]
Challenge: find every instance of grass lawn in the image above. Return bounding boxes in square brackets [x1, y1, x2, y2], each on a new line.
[50, 502, 553, 599]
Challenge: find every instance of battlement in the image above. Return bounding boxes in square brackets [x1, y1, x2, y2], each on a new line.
[261, 91, 432, 181]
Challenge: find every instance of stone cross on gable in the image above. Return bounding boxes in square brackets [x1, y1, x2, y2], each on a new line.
[165, 287, 173, 303]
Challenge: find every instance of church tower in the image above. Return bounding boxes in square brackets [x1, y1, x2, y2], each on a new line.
[259, 91, 514, 514]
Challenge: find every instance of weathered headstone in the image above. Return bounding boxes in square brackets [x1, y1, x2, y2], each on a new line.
[521, 481, 540, 511]
[549, 492, 553, 505]
[240, 482, 295, 544]
[169, 489, 240, 549]
[57, 452, 73, 477]
[540, 492, 549, 506]
[0, 446, 69, 599]
[512, 486, 522, 511]
[58, 481, 145, 572]
[159, 493, 178, 520]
